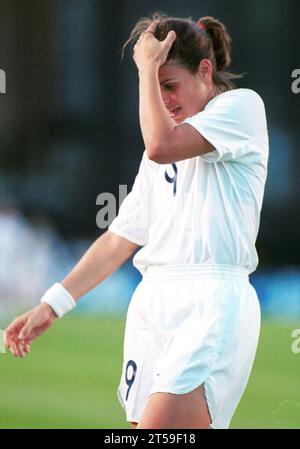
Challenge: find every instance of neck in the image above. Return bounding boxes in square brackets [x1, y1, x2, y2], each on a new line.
[202, 84, 219, 110]
[210, 84, 221, 100]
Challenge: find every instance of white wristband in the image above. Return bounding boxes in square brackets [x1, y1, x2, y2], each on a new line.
[41, 283, 76, 318]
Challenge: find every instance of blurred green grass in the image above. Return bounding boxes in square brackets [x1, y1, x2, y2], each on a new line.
[0, 316, 299, 429]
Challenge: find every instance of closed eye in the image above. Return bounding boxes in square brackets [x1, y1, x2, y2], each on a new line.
[164, 83, 175, 91]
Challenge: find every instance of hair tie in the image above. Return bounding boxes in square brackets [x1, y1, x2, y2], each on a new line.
[196, 21, 207, 34]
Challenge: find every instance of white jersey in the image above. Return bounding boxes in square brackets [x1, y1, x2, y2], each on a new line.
[109, 88, 269, 275]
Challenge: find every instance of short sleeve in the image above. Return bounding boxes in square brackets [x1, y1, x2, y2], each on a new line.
[183, 89, 268, 163]
[108, 151, 156, 246]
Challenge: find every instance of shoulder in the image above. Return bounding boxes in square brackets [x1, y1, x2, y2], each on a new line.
[182, 87, 268, 158]
[183, 89, 266, 126]
[206, 88, 265, 112]
[206, 88, 263, 108]
[200, 88, 267, 132]
[184, 88, 267, 126]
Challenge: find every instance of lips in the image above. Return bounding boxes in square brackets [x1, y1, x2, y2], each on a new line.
[169, 106, 181, 118]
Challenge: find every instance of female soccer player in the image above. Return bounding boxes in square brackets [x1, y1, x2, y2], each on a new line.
[4, 14, 269, 429]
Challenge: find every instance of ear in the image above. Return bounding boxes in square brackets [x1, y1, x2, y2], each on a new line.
[197, 59, 213, 82]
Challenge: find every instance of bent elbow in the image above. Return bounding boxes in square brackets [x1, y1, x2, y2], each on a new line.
[146, 145, 171, 164]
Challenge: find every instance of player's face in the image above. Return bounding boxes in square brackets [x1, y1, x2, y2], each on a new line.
[159, 61, 215, 124]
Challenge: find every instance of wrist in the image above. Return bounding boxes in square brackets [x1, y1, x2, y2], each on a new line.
[40, 302, 58, 318]
[138, 63, 159, 78]
[41, 283, 76, 318]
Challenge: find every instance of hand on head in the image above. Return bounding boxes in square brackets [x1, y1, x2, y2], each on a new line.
[133, 21, 176, 71]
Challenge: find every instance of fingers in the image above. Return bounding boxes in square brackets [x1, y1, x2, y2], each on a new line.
[16, 323, 33, 357]
[5, 320, 21, 342]
[163, 30, 176, 49]
[4, 316, 33, 358]
[5, 335, 32, 358]
[138, 23, 176, 49]
[4, 324, 21, 354]
[5, 316, 25, 337]
[9, 340, 18, 357]
[143, 21, 176, 43]
[18, 339, 31, 357]
[144, 20, 159, 34]
[18, 322, 32, 340]
[138, 20, 159, 44]
[4, 305, 55, 358]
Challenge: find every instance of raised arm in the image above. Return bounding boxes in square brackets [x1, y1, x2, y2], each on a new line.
[4, 231, 137, 357]
[133, 22, 215, 164]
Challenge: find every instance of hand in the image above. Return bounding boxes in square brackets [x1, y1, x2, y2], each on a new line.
[133, 21, 176, 72]
[4, 303, 57, 357]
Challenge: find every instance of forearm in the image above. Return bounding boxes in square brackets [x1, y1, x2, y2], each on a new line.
[139, 67, 175, 161]
[61, 231, 137, 302]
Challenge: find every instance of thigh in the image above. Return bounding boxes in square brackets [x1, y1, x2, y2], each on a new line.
[136, 384, 211, 429]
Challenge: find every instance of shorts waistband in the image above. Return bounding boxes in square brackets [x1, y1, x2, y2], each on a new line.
[142, 264, 249, 281]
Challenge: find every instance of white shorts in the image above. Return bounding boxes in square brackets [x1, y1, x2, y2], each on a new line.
[117, 264, 261, 429]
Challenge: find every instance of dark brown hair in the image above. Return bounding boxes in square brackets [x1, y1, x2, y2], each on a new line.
[123, 12, 243, 92]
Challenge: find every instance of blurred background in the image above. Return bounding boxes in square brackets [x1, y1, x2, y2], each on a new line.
[0, 0, 299, 429]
